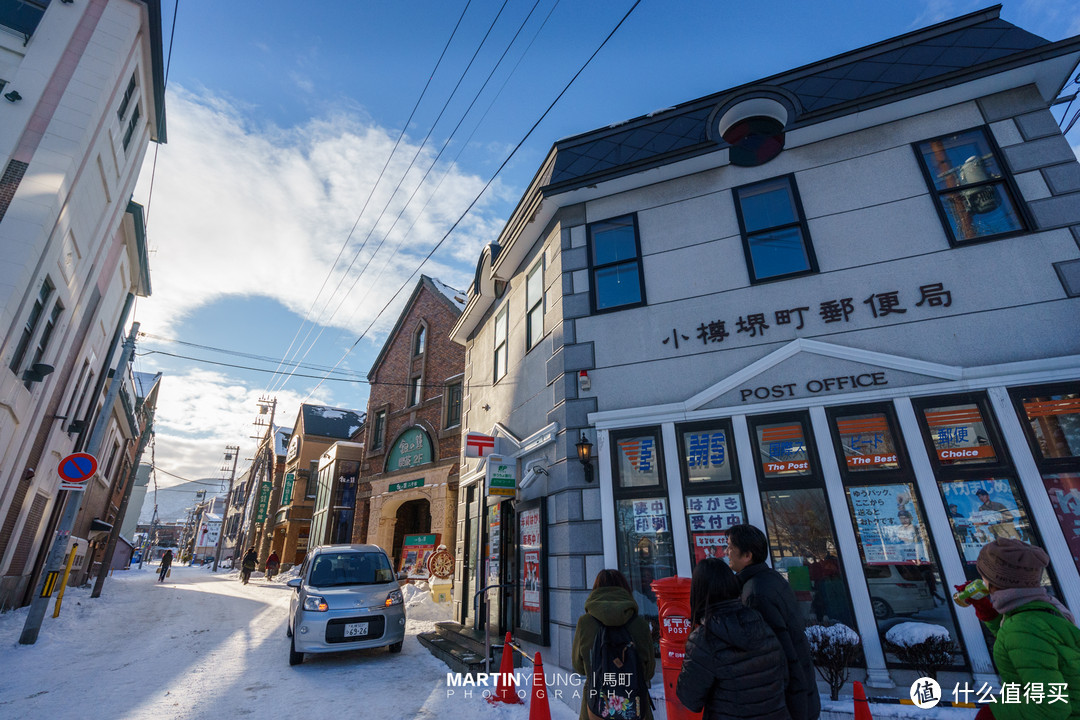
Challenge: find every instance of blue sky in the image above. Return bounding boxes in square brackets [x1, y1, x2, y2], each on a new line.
[128, 0, 1080, 490]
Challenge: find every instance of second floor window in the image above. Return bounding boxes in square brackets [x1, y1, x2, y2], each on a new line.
[445, 382, 462, 429]
[410, 376, 423, 406]
[733, 175, 816, 283]
[118, 73, 137, 121]
[526, 259, 544, 351]
[914, 127, 1026, 245]
[413, 325, 426, 356]
[494, 305, 508, 382]
[122, 103, 141, 151]
[588, 214, 646, 313]
[371, 410, 386, 451]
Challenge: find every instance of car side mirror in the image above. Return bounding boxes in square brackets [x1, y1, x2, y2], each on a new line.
[286, 578, 302, 590]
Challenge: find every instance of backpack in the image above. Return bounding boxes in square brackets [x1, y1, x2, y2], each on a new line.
[586, 616, 649, 720]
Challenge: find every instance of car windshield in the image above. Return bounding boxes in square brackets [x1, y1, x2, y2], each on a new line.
[307, 551, 394, 587]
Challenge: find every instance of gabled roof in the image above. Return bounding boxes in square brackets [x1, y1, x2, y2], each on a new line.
[300, 405, 365, 439]
[368, 275, 465, 380]
[545, 5, 1067, 191]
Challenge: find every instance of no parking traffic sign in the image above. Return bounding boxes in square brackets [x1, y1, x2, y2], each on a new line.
[58, 453, 97, 491]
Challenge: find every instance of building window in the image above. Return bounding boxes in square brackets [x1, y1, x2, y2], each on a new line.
[117, 73, 137, 121]
[676, 420, 745, 568]
[914, 127, 1026, 245]
[371, 410, 386, 451]
[9, 278, 54, 376]
[493, 305, 508, 382]
[122, 103, 141, 151]
[24, 299, 62, 389]
[445, 382, 462, 429]
[587, 214, 646, 313]
[409, 376, 423, 407]
[526, 259, 544, 351]
[413, 325, 426, 356]
[733, 175, 816, 283]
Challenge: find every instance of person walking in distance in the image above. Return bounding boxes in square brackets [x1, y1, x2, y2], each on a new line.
[676, 558, 790, 719]
[572, 569, 656, 720]
[158, 548, 173, 583]
[240, 547, 258, 585]
[726, 524, 820, 720]
[265, 551, 280, 581]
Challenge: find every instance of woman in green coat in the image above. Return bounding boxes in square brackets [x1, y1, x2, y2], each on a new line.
[572, 569, 657, 720]
[965, 538, 1080, 720]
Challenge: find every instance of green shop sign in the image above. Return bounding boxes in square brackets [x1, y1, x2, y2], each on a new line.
[282, 473, 295, 505]
[255, 481, 272, 522]
[403, 534, 437, 547]
[386, 428, 432, 471]
[389, 478, 425, 493]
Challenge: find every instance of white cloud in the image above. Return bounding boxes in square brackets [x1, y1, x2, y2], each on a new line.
[132, 87, 501, 340]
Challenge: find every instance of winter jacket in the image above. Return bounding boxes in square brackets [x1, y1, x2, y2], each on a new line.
[983, 600, 1080, 720]
[739, 563, 821, 720]
[241, 551, 257, 571]
[571, 586, 656, 720]
[676, 599, 790, 720]
[160, 551, 173, 568]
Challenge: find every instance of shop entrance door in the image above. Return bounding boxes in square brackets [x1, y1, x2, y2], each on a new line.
[391, 498, 431, 568]
[461, 484, 481, 627]
[485, 500, 516, 638]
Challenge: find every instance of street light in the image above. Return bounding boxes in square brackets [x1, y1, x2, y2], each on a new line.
[576, 433, 594, 483]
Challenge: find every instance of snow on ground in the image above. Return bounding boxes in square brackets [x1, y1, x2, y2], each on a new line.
[0, 563, 577, 720]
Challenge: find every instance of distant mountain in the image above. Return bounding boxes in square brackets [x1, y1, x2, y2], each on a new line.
[137, 478, 227, 524]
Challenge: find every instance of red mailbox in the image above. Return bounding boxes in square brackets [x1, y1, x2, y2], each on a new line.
[651, 576, 702, 720]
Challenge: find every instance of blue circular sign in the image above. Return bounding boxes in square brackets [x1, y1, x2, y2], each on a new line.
[58, 453, 98, 484]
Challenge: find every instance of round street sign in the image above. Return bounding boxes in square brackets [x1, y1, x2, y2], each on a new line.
[58, 453, 98, 485]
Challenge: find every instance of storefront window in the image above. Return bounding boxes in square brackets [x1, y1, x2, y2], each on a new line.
[681, 425, 734, 483]
[615, 498, 676, 630]
[1041, 474, 1080, 572]
[685, 494, 744, 564]
[615, 433, 662, 487]
[516, 500, 547, 644]
[756, 422, 811, 478]
[834, 413, 900, 472]
[678, 420, 744, 567]
[922, 402, 997, 465]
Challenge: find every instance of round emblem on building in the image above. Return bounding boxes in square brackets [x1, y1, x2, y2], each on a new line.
[428, 546, 454, 580]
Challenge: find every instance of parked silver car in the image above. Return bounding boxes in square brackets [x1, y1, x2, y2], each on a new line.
[286, 544, 406, 665]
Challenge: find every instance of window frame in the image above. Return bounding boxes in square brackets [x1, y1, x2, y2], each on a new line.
[413, 323, 427, 357]
[1009, 381, 1080, 470]
[493, 304, 508, 383]
[911, 126, 1031, 247]
[675, 419, 746, 568]
[732, 174, 818, 285]
[117, 73, 137, 121]
[24, 298, 62, 389]
[444, 380, 463, 430]
[9, 277, 54, 376]
[586, 213, 647, 315]
[409, 375, 423, 407]
[525, 258, 545, 352]
[370, 409, 387, 452]
[122, 102, 141, 151]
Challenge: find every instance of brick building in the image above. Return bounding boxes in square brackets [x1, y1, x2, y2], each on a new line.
[353, 276, 466, 573]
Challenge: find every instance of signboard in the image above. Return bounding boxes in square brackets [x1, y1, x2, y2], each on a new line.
[520, 508, 542, 611]
[399, 533, 440, 576]
[389, 478, 425, 493]
[942, 478, 1031, 563]
[516, 500, 547, 644]
[685, 494, 744, 563]
[282, 473, 295, 505]
[255, 481, 272, 523]
[58, 453, 97, 492]
[485, 454, 516, 497]
[465, 432, 496, 458]
[835, 414, 900, 471]
[682, 427, 732, 483]
[849, 483, 929, 564]
[386, 428, 432, 471]
[757, 424, 810, 477]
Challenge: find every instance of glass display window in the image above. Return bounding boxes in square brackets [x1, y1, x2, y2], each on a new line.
[755, 421, 812, 478]
[834, 413, 900, 472]
[680, 424, 734, 484]
[677, 420, 745, 568]
[615, 431, 663, 488]
[920, 402, 998, 466]
[685, 494, 744, 564]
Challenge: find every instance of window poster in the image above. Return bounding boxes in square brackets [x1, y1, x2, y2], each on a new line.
[682, 428, 733, 483]
[1042, 473, 1080, 572]
[631, 498, 670, 534]
[516, 501, 546, 643]
[616, 435, 661, 487]
[849, 483, 929, 564]
[941, 478, 1033, 563]
[757, 423, 811, 477]
[685, 494, 744, 563]
[834, 414, 900, 471]
[486, 504, 500, 586]
[923, 404, 997, 464]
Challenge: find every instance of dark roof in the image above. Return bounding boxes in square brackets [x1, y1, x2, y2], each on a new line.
[546, 6, 1056, 191]
[300, 405, 365, 439]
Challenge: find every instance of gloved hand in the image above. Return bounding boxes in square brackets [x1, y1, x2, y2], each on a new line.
[954, 583, 999, 622]
[975, 704, 995, 720]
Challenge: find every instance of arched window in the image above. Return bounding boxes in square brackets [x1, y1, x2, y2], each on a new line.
[413, 324, 426, 356]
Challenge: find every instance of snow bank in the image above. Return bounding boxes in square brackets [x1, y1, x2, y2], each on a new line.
[886, 622, 951, 647]
[402, 582, 452, 624]
[806, 622, 860, 650]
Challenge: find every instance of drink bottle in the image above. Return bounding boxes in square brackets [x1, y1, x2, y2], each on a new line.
[952, 578, 988, 607]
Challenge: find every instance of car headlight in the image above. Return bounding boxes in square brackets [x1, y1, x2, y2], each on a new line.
[385, 589, 403, 607]
[303, 594, 329, 612]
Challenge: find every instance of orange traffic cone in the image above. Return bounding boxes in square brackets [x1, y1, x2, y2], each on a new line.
[854, 681, 873, 720]
[529, 652, 551, 720]
[487, 632, 522, 705]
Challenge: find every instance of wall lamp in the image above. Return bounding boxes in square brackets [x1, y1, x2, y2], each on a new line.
[22, 363, 55, 383]
[4, 91, 22, 103]
[576, 432, 594, 483]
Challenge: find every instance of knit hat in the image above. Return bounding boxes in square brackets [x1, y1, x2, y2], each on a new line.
[976, 538, 1049, 589]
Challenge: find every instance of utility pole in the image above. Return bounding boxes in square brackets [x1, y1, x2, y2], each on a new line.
[254, 397, 278, 565]
[90, 413, 155, 598]
[20, 323, 139, 645]
[212, 445, 240, 572]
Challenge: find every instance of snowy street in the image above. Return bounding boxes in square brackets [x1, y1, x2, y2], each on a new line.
[0, 564, 576, 720]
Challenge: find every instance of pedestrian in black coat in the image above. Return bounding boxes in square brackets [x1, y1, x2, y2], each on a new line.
[158, 549, 173, 583]
[676, 558, 790, 720]
[727, 525, 821, 720]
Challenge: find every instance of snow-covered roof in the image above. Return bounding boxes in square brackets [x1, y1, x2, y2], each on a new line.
[274, 426, 293, 456]
[427, 276, 467, 310]
[301, 405, 365, 440]
[202, 513, 222, 522]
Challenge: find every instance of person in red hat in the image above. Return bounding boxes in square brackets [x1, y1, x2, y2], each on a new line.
[961, 538, 1080, 720]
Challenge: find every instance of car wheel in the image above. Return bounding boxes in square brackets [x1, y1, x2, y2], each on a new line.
[289, 636, 304, 666]
[388, 640, 403, 654]
[872, 597, 894, 620]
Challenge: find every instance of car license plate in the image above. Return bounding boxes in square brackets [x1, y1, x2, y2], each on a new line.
[344, 622, 369, 637]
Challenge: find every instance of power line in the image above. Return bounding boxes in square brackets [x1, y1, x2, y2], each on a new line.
[138, 332, 367, 377]
[301, 0, 643, 403]
[151, 465, 225, 486]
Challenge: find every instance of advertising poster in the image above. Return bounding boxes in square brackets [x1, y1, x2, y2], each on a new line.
[631, 498, 670, 534]
[399, 534, 440, 575]
[849, 484, 929, 564]
[758, 424, 810, 475]
[682, 428, 732, 483]
[941, 478, 1030, 563]
[1042, 473, 1080, 571]
[516, 502, 546, 643]
[834, 414, 899, 470]
[685, 494, 744, 563]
